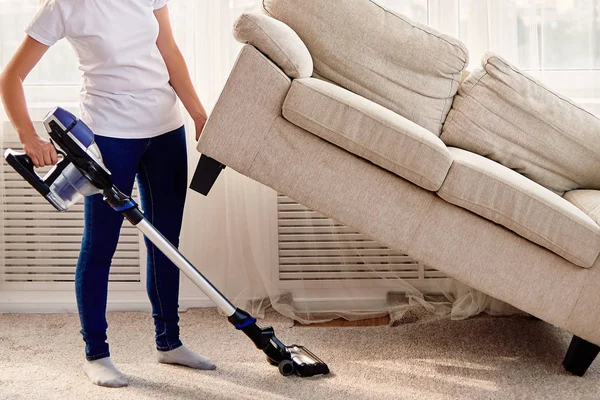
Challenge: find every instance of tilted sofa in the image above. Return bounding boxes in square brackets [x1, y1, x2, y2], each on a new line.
[191, 0, 600, 376]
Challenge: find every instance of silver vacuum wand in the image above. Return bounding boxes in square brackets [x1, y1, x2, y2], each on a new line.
[4, 106, 331, 378]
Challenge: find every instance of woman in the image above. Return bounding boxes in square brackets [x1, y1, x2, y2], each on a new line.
[0, 0, 214, 388]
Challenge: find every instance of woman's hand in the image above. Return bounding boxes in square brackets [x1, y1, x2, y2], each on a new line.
[22, 134, 58, 168]
[194, 114, 207, 141]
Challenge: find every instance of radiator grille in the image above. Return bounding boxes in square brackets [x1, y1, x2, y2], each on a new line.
[1, 138, 141, 283]
[277, 194, 447, 282]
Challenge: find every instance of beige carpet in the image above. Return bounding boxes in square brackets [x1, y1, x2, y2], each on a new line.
[0, 308, 599, 400]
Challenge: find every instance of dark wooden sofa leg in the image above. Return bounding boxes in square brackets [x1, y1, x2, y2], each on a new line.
[563, 336, 600, 376]
[189, 154, 226, 196]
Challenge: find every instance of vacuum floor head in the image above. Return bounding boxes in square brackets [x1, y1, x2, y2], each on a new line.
[267, 344, 330, 377]
[229, 309, 330, 377]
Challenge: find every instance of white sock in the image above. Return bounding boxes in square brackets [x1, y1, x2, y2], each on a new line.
[157, 345, 216, 370]
[83, 357, 128, 388]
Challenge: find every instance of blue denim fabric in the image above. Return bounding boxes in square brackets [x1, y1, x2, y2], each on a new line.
[75, 126, 188, 360]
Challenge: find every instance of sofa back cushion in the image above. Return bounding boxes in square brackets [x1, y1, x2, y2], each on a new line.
[263, 0, 469, 136]
[441, 53, 600, 195]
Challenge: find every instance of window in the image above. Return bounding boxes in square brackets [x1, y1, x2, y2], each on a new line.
[374, 1, 600, 115]
[0, 1, 80, 111]
[2, 0, 598, 115]
[421, 0, 600, 114]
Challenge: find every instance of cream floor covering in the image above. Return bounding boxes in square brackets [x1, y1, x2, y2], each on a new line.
[0, 308, 598, 400]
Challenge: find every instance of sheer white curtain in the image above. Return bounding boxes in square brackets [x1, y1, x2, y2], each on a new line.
[187, 0, 600, 321]
[1, 0, 598, 320]
[447, 0, 600, 115]
[0, 0, 268, 308]
[172, 0, 532, 321]
[378, 0, 600, 115]
[164, 1, 277, 314]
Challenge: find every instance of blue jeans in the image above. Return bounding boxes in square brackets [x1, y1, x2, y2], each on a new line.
[75, 126, 188, 361]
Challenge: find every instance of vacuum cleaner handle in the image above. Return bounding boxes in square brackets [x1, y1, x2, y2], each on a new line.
[4, 148, 70, 198]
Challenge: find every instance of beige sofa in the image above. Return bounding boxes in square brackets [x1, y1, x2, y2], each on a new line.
[191, 0, 600, 376]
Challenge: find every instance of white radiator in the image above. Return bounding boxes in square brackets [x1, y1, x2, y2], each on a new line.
[277, 194, 448, 294]
[0, 120, 207, 313]
[1, 135, 142, 286]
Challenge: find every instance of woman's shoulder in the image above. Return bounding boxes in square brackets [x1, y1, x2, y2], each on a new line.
[48, 0, 158, 13]
[39, 0, 98, 24]
[42, 0, 75, 9]
[40, 0, 78, 17]
[55, 0, 83, 10]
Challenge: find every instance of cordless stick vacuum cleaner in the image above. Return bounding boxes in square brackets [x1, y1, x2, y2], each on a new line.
[4, 107, 329, 378]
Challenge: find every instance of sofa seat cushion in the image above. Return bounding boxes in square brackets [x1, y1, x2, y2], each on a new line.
[282, 77, 453, 191]
[441, 53, 600, 195]
[438, 148, 600, 268]
[264, 0, 469, 135]
[564, 190, 600, 227]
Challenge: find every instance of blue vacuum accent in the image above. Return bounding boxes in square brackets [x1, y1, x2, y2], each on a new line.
[68, 119, 95, 148]
[111, 199, 138, 212]
[51, 107, 77, 128]
[52, 107, 94, 148]
[234, 317, 256, 330]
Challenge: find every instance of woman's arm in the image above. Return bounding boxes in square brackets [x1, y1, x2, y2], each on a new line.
[154, 6, 208, 140]
[0, 36, 58, 167]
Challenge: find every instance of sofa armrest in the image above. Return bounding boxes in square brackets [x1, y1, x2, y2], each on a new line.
[197, 45, 291, 175]
[233, 12, 313, 79]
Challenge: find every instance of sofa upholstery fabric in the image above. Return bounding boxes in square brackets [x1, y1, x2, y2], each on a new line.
[198, 45, 291, 175]
[441, 53, 600, 195]
[233, 12, 313, 79]
[282, 77, 453, 191]
[438, 148, 600, 268]
[196, 40, 600, 348]
[263, 0, 469, 135]
[564, 190, 600, 226]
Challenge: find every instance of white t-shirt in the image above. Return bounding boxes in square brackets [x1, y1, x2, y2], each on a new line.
[26, 0, 183, 139]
